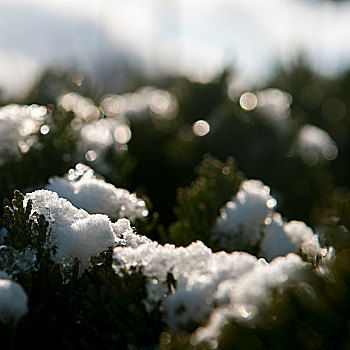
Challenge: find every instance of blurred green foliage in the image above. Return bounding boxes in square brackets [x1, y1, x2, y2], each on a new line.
[168, 154, 243, 248]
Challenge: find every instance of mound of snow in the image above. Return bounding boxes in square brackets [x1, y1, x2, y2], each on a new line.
[260, 215, 326, 262]
[0, 274, 28, 324]
[45, 163, 148, 221]
[212, 180, 276, 250]
[24, 190, 128, 273]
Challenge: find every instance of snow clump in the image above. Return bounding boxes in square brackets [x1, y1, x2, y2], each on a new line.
[113, 237, 309, 333]
[193, 253, 307, 346]
[0, 273, 28, 324]
[212, 179, 326, 261]
[24, 190, 128, 273]
[113, 240, 258, 328]
[45, 163, 148, 221]
[260, 215, 327, 262]
[212, 180, 276, 251]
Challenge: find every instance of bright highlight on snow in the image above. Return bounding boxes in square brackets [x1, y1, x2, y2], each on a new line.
[24, 190, 121, 273]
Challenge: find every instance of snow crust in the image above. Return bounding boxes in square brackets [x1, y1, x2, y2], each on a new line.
[0, 274, 28, 324]
[45, 163, 148, 221]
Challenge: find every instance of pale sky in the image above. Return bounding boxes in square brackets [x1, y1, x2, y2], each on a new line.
[1, 0, 350, 97]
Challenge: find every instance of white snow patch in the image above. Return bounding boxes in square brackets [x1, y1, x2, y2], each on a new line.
[193, 253, 307, 345]
[212, 180, 275, 250]
[0, 276, 28, 324]
[24, 190, 126, 273]
[114, 240, 259, 329]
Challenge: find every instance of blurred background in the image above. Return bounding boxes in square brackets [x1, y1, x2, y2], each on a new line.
[1, 0, 350, 238]
[1, 0, 350, 98]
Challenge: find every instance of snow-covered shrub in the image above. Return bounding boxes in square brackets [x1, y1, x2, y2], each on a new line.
[113, 230, 318, 346]
[121, 86, 178, 120]
[193, 253, 306, 346]
[113, 240, 257, 329]
[23, 189, 124, 273]
[0, 190, 161, 348]
[1, 67, 350, 349]
[213, 179, 327, 261]
[212, 180, 276, 252]
[45, 163, 148, 221]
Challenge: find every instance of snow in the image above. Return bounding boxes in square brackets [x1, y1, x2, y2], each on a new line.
[79, 117, 131, 150]
[0, 104, 47, 165]
[193, 253, 307, 345]
[24, 190, 126, 273]
[212, 179, 326, 262]
[113, 240, 258, 328]
[111, 218, 152, 248]
[260, 215, 326, 262]
[110, 176, 330, 336]
[114, 237, 305, 332]
[113, 232, 312, 339]
[121, 86, 177, 120]
[212, 180, 276, 251]
[45, 163, 148, 221]
[59, 92, 101, 123]
[0, 275, 28, 324]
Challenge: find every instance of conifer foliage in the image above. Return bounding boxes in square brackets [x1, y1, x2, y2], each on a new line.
[0, 65, 350, 348]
